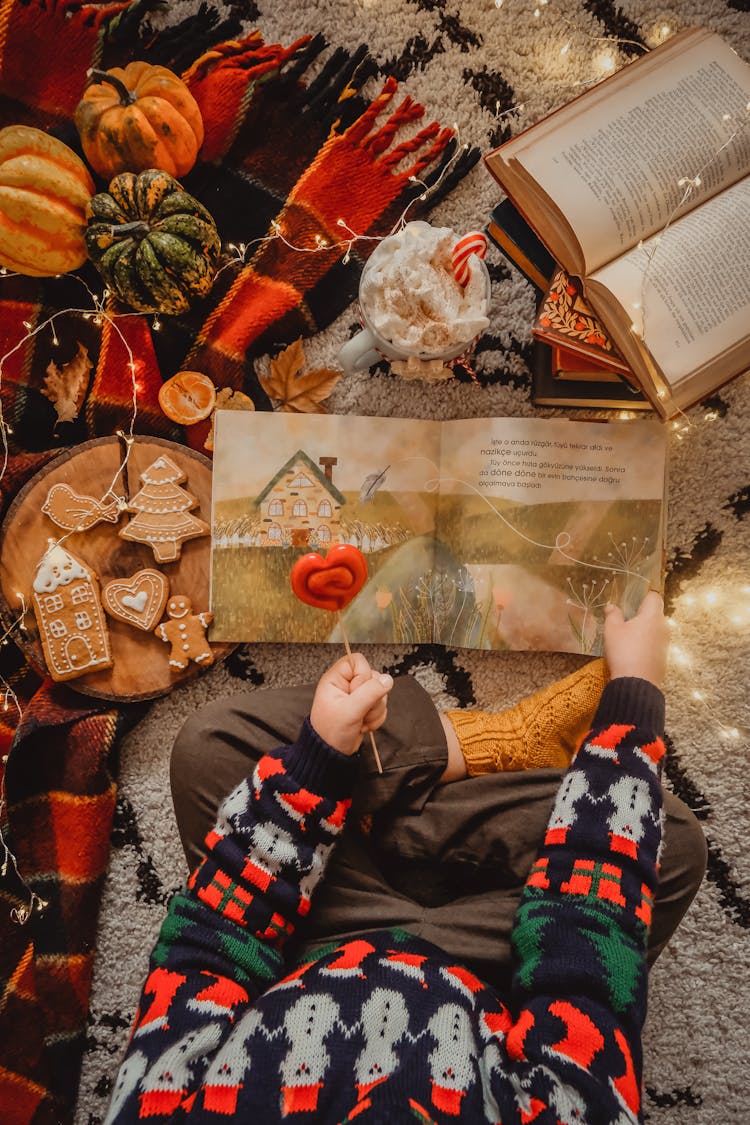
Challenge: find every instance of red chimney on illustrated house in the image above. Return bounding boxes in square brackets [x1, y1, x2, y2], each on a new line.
[319, 457, 337, 482]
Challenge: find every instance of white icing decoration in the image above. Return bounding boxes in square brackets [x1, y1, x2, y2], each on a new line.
[121, 591, 148, 613]
[33, 542, 89, 594]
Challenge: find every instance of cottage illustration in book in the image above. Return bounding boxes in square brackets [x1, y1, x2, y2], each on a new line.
[253, 451, 345, 549]
[210, 411, 667, 656]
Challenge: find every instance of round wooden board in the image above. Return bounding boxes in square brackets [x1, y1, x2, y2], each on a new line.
[0, 436, 233, 702]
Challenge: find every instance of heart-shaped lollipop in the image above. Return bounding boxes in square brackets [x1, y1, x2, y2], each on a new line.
[290, 543, 382, 773]
[291, 544, 368, 612]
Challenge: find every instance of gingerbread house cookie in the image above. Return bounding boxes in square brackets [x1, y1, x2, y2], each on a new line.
[31, 540, 113, 681]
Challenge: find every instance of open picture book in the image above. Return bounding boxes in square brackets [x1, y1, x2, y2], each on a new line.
[210, 411, 667, 656]
[485, 27, 750, 419]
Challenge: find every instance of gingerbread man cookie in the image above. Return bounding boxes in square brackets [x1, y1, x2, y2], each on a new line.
[155, 594, 213, 671]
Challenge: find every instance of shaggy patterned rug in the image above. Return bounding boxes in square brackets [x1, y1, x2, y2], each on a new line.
[75, 1, 749, 1122]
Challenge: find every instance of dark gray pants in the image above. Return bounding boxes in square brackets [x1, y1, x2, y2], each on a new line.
[170, 675, 707, 989]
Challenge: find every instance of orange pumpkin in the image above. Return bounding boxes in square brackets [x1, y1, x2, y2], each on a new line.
[75, 62, 205, 180]
[0, 125, 94, 276]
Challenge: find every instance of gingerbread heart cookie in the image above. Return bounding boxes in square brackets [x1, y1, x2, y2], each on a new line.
[102, 569, 169, 632]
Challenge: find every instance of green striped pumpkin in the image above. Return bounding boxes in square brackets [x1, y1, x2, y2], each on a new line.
[85, 169, 221, 314]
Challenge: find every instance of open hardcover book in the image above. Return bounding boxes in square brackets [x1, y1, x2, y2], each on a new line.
[210, 410, 667, 656]
[485, 27, 750, 419]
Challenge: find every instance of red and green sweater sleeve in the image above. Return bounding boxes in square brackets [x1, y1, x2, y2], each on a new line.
[104, 719, 358, 1121]
[508, 676, 666, 1123]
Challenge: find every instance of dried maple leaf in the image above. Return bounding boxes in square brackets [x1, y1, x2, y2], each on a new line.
[259, 338, 342, 413]
[204, 387, 255, 451]
[41, 342, 92, 425]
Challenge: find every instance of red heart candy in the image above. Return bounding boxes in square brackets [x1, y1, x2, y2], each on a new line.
[290, 544, 368, 612]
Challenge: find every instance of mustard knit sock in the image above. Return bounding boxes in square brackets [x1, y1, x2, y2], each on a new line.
[444, 658, 609, 774]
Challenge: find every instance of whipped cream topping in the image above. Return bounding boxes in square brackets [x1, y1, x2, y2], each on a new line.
[360, 221, 490, 355]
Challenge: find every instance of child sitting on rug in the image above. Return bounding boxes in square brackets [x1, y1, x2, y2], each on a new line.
[105, 592, 706, 1122]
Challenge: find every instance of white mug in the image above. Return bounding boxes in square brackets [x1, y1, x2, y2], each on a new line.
[338, 253, 491, 374]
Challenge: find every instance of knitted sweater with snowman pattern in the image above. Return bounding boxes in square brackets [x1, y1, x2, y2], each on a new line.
[105, 676, 665, 1124]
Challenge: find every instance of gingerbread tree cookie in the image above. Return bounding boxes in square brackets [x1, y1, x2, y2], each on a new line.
[119, 455, 209, 563]
[155, 594, 213, 671]
[31, 540, 113, 681]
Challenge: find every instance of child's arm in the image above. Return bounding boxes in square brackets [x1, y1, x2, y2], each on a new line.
[104, 655, 392, 1123]
[505, 593, 668, 1121]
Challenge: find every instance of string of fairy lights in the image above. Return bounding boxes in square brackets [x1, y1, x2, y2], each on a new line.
[0, 11, 748, 920]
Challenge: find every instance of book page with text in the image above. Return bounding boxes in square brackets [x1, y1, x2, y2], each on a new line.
[514, 32, 750, 273]
[434, 417, 665, 654]
[589, 177, 750, 385]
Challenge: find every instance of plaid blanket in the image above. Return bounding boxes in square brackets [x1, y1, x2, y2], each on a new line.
[0, 1, 475, 1120]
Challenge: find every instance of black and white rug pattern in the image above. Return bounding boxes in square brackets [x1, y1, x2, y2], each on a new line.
[76, 1, 750, 1121]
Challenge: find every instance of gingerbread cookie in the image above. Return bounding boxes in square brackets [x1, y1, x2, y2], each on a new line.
[31, 540, 113, 682]
[119, 455, 209, 563]
[102, 569, 169, 632]
[42, 482, 121, 533]
[155, 595, 213, 671]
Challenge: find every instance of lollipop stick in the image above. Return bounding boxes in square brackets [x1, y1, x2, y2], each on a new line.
[337, 611, 383, 774]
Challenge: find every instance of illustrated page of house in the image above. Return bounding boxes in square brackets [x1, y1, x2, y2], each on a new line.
[210, 410, 443, 644]
[435, 416, 667, 655]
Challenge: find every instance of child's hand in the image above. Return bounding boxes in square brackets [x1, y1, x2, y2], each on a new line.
[310, 653, 394, 756]
[604, 591, 669, 690]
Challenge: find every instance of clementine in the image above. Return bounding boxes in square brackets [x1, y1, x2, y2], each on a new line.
[158, 371, 217, 424]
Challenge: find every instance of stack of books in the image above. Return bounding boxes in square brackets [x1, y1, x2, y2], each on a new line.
[483, 27, 750, 419]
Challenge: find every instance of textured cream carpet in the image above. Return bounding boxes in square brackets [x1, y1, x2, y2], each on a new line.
[76, 1, 749, 1121]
